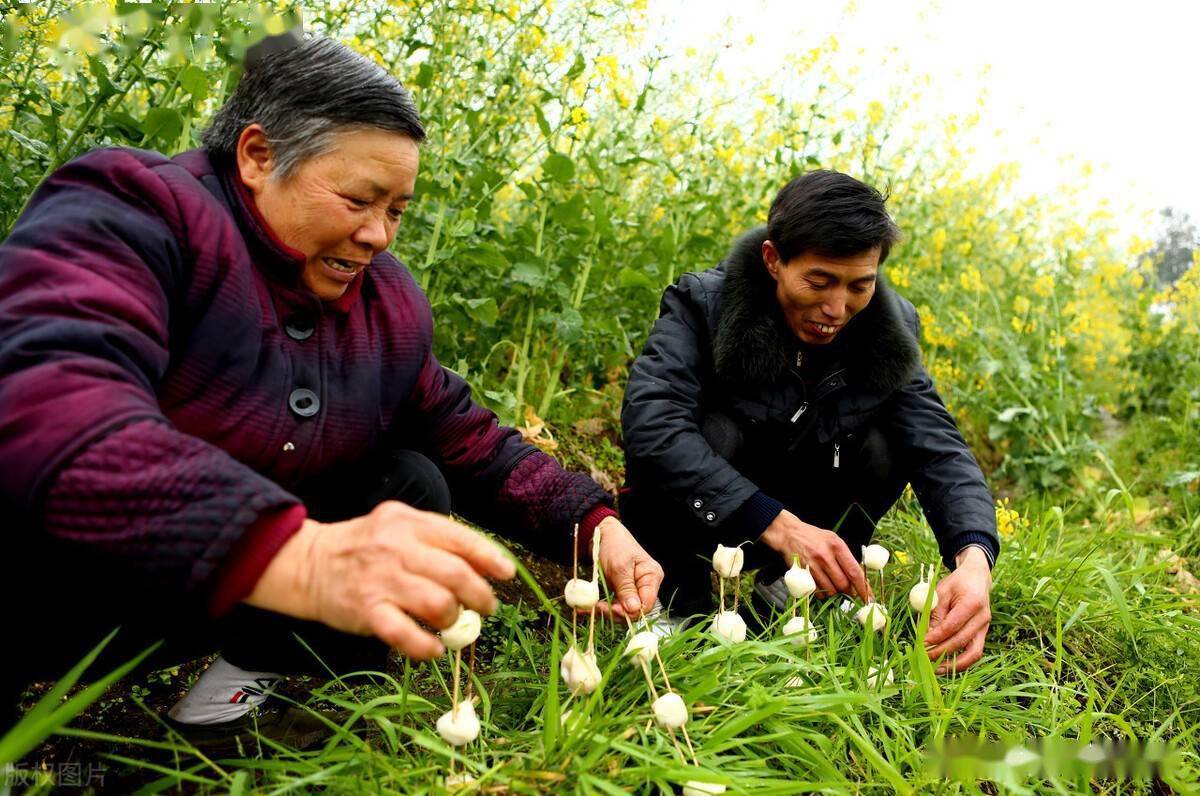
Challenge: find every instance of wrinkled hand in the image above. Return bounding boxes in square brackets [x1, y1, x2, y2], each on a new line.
[247, 501, 515, 660]
[925, 546, 993, 674]
[593, 516, 665, 620]
[759, 509, 872, 601]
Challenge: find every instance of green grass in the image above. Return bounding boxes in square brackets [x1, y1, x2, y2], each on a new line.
[19, 471, 1197, 794]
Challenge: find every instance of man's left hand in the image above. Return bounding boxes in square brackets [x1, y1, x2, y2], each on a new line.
[924, 546, 993, 674]
[592, 516, 664, 620]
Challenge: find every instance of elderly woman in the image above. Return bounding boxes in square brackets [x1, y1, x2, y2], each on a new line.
[0, 35, 663, 742]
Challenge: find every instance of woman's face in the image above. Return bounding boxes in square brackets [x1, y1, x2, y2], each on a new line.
[238, 125, 420, 301]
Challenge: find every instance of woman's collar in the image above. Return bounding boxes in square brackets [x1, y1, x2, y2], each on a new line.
[213, 154, 364, 314]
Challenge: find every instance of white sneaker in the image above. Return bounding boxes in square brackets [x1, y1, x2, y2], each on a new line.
[635, 600, 689, 639]
[167, 656, 283, 726]
[754, 576, 791, 613]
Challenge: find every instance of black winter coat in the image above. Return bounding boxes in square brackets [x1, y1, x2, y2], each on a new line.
[621, 227, 999, 570]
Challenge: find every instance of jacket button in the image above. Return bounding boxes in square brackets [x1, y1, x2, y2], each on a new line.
[693, 499, 703, 509]
[705, 511, 717, 522]
[284, 313, 315, 341]
[289, 388, 320, 418]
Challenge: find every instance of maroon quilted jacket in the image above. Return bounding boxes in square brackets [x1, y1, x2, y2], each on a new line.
[0, 147, 614, 613]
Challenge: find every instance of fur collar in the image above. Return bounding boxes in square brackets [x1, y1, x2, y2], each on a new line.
[712, 227, 920, 394]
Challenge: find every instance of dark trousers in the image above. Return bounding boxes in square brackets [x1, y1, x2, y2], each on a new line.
[621, 415, 908, 617]
[1, 450, 451, 723]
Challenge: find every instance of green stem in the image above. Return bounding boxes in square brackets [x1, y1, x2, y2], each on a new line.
[804, 596, 812, 663]
[513, 297, 537, 421]
[536, 251, 594, 419]
[213, 63, 234, 109]
[420, 200, 446, 293]
[535, 351, 562, 421]
[534, 203, 548, 257]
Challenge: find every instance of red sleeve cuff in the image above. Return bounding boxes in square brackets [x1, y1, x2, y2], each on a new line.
[207, 504, 308, 617]
[576, 503, 618, 561]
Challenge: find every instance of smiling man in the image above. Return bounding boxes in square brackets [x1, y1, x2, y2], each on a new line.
[621, 170, 998, 673]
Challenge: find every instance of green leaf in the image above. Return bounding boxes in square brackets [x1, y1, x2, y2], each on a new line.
[618, 266, 653, 290]
[542, 619, 561, 753]
[413, 62, 434, 89]
[460, 245, 509, 271]
[1097, 566, 1138, 653]
[141, 107, 184, 146]
[459, 296, 498, 326]
[510, 261, 548, 289]
[549, 193, 586, 228]
[482, 389, 517, 415]
[565, 52, 586, 81]
[542, 152, 575, 183]
[228, 772, 248, 796]
[447, 208, 477, 238]
[534, 105, 552, 139]
[102, 110, 144, 142]
[86, 55, 117, 100]
[543, 307, 583, 343]
[179, 65, 209, 103]
[995, 406, 1034, 424]
[517, 181, 539, 201]
[5, 130, 49, 157]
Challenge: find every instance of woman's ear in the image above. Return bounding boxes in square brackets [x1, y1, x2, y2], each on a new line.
[235, 124, 276, 195]
[762, 239, 781, 281]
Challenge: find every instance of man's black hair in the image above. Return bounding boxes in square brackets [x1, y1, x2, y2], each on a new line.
[767, 170, 901, 264]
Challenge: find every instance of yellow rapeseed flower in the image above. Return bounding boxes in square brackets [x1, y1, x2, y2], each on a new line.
[931, 227, 947, 253]
[1032, 274, 1054, 298]
[995, 500, 1027, 539]
[958, 266, 983, 292]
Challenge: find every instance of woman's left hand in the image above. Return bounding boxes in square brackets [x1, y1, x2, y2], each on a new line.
[592, 516, 664, 620]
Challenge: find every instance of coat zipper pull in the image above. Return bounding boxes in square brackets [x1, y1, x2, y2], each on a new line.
[796, 350, 804, 368]
[790, 402, 809, 423]
[833, 442, 841, 469]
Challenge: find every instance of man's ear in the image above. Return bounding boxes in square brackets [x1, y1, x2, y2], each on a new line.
[236, 124, 276, 196]
[762, 239, 782, 282]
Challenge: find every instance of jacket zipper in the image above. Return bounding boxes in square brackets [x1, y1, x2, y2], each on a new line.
[790, 402, 809, 423]
[833, 442, 841, 469]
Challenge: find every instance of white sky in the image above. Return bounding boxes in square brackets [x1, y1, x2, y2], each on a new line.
[646, 0, 1200, 239]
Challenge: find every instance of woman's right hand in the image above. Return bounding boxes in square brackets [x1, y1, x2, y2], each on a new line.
[759, 509, 872, 602]
[246, 501, 516, 659]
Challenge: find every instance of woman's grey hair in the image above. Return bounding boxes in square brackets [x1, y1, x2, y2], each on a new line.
[202, 36, 426, 178]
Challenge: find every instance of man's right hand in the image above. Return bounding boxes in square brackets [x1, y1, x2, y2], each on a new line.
[246, 501, 516, 660]
[759, 509, 872, 602]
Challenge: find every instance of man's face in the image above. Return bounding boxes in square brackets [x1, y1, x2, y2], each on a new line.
[240, 126, 420, 301]
[762, 240, 880, 345]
